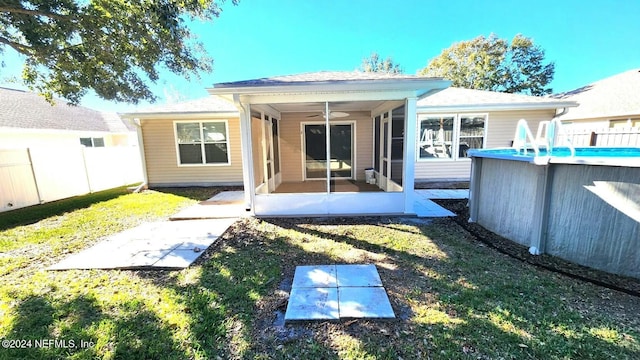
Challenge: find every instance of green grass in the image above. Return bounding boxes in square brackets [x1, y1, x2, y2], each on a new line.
[0, 190, 638, 359]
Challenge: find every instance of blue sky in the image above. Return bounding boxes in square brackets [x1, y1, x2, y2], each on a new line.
[1, 0, 639, 112]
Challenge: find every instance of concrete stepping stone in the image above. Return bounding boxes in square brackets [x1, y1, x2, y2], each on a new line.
[291, 265, 337, 288]
[338, 287, 395, 319]
[284, 288, 340, 320]
[285, 264, 395, 321]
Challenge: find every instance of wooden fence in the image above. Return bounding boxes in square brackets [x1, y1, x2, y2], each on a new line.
[563, 128, 640, 147]
[0, 146, 143, 212]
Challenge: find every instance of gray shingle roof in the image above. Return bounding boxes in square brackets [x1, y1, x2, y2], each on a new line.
[0, 87, 130, 133]
[417, 87, 576, 109]
[214, 71, 433, 87]
[553, 69, 640, 121]
[132, 96, 237, 114]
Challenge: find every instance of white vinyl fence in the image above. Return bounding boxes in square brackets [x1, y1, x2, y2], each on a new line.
[0, 146, 143, 212]
[564, 127, 640, 147]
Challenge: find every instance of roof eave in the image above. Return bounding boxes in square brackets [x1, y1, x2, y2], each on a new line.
[207, 79, 451, 96]
[119, 111, 239, 120]
[417, 101, 578, 113]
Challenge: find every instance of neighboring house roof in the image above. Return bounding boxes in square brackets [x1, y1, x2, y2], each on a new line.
[129, 96, 238, 116]
[553, 68, 640, 121]
[417, 87, 577, 112]
[0, 87, 131, 133]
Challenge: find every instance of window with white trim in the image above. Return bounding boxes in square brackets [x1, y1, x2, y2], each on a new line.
[80, 137, 105, 147]
[418, 114, 487, 160]
[175, 121, 230, 165]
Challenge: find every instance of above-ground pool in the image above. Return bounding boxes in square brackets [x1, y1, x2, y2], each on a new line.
[467, 147, 640, 279]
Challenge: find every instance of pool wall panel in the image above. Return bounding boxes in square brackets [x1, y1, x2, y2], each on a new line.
[472, 155, 640, 279]
[475, 158, 542, 247]
[546, 164, 640, 278]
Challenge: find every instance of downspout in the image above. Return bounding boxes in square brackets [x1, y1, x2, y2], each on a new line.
[553, 107, 568, 118]
[233, 94, 255, 214]
[131, 117, 148, 192]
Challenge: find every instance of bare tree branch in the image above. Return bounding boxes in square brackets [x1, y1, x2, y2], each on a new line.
[0, 6, 68, 20]
[0, 35, 31, 55]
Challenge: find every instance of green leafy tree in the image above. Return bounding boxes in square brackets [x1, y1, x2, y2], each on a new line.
[0, 0, 238, 104]
[419, 34, 554, 96]
[360, 51, 403, 74]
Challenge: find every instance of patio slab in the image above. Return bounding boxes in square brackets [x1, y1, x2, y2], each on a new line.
[413, 197, 456, 217]
[48, 218, 236, 270]
[416, 189, 469, 200]
[285, 264, 395, 321]
[171, 191, 248, 220]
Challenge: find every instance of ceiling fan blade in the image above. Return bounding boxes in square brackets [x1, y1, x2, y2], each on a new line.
[306, 114, 321, 118]
[329, 111, 349, 118]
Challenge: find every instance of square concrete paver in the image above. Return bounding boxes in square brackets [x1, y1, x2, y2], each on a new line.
[285, 264, 395, 321]
[291, 265, 337, 288]
[336, 264, 382, 287]
[339, 287, 395, 319]
[285, 288, 340, 320]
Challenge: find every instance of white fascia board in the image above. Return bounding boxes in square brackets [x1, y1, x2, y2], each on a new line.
[240, 90, 434, 105]
[207, 79, 451, 97]
[417, 101, 578, 113]
[119, 111, 239, 120]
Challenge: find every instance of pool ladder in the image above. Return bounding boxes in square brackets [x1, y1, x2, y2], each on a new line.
[513, 119, 576, 157]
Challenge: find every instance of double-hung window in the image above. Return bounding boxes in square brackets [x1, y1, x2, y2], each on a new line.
[175, 121, 230, 165]
[417, 114, 487, 160]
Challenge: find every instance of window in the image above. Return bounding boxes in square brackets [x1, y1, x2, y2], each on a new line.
[418, 114, 487, 160]
[80, 137, 105, 147]
[609, 119, 640, 129]
[175, 121, 230, 165]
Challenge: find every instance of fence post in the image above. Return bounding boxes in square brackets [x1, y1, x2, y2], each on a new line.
[589, 132, 597, 146]
[26, 147, 44, 204]
[80, 146, 93, 193]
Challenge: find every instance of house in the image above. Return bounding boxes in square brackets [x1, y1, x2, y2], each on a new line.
[122, 71, 575, 217]
[0, 86, 136, 148]
[553, 69, 640, 130]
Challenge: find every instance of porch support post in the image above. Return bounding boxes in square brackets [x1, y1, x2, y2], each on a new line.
[325, 101, 331, 194]
[234, 94, 255, 213]
[403, 97, 418, 214]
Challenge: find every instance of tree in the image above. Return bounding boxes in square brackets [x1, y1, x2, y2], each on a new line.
[0, 0, 238, 104]
[419, 34, 555, 96]
[359, 52, 403, 74]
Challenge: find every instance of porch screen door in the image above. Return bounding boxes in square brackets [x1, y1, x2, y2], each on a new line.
[304, 123, 353, 179]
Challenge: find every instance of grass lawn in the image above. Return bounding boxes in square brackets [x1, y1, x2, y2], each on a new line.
[0, 187, 638, 359]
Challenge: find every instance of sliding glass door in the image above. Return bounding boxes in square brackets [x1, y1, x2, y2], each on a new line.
[304, 123, 354, 180]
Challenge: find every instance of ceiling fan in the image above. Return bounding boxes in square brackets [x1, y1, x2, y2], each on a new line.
[306, 111, 350, 119]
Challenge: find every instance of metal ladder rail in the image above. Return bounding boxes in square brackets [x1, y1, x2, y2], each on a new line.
[513, 119, 540, 156]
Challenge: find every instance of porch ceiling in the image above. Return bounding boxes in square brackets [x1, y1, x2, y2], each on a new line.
[269, 100, 388, 113]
